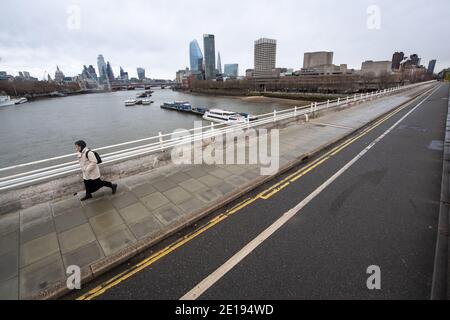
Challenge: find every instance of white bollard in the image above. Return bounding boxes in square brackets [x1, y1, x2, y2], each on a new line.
[273, 110, 277, 122]
[305, 114, 309, 122]
[327, 100, 330, 108]
[337, 97, 340, 106]
[294, 106, 297, 116]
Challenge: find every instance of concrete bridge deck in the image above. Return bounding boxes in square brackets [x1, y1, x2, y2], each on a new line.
[0, 82, 441, 299]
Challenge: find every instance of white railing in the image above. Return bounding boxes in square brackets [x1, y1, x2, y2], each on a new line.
[0, 80, 436, 191]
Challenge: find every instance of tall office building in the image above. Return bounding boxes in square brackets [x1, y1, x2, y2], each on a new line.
[303, 51, 333, 68]
[427, 59, 437, 74]
[254, 38, 277, 78]
[88, 65, 98, 80]
[224, 64, 239, 77]
[217, 52, 222, 74]
[391, 52, 404, 70]
[203, 34, 216, 80]
[137, 67, 146, 80]
[97, 54, 107, 80]
[189, 40, 204, 72]
[119, 67, 129, 81]
[106, 62, 115, 83]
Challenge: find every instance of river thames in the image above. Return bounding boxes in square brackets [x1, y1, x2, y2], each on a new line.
[0, 89, 307, 167]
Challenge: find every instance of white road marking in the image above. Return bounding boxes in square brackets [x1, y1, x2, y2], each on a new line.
[180, 85, 441, 301]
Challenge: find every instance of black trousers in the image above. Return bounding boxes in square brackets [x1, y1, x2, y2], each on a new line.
[84, 178, 113, 195]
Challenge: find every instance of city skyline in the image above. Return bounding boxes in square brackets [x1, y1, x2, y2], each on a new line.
[0, 0, 449, 79]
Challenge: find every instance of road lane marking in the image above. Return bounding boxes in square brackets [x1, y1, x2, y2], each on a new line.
[180, 85, 441, 300]
[77, 85, 439, 300]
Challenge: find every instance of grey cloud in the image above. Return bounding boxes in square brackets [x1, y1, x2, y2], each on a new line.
[0, 0, 449, 79]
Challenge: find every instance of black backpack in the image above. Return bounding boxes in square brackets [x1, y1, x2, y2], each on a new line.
[86, 149, 103, 164]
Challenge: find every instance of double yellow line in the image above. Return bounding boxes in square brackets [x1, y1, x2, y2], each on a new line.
[77, 90, 429, 300]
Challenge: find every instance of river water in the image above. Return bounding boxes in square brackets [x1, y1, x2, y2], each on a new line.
[0, 89, 300, 167]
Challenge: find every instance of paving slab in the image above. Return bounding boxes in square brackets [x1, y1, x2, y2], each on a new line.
[178, 178, 207, 193]
[198, 175, 223, 188]
[20, 219, 55, 244]
[110, 192, 140, 211]
[97, 225, 136, 256]
[19, 252, 65, 299]
[58, 223, 96, 255]
[0, 231, 18, 256]
[225, 175, 249, 187]
[167, 172, 192, 184]
[0, 212, 19, 237]
[82, 198, 115, 219]
[0, 249, 18, 282]
[62, 241, 104, 270]
[130, 182, 157, 198]
[151, 178, 178, 193]
[53, 207, 87, 234]
[163, 187, 193, 205]
[141, 192, 170, 211]
[89, 210, 124, 237]
[194, 188, 222, 204]
[184, 167, 208, 179]
[178, 197, 207, 213]
[152, 204, 185, 225]
[129, 215, 163, 240]
[51, 197, 81, 217]
[20, 232, 59, 267]
[20, 203, 52, 231]
[119, 203, 153, 225]
[210, 168, 232, 179]
[0, 277, 18, 300]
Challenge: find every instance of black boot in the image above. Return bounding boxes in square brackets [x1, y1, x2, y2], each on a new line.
[112, 184, 118, 195]
[80, 194, 93, 201]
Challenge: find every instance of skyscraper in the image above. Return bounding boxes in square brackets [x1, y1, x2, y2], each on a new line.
[106, 62, 115, 83]
[254, 38, 277, 78]
[203, 34, 216, 80]
[97, 54, 107, 81]
[189, 40, 204, 72]
[217, 51, 222, 74]
[224, 64, 238, 77]
[137, 68, 146, 80]
[428, 59, 437, 74]
[119, 67, 129, 81]
[88, 65, 98, 81]
[391, 52, 404, 70]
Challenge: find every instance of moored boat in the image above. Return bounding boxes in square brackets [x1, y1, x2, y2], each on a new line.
[203, 109, 252, 125]
[125, 99, 137, 106]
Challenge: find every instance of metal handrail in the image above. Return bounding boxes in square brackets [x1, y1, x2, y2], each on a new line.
[0, 80, 436, 191]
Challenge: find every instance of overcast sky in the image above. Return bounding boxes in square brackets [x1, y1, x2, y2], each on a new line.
[0, 0, 449, 80]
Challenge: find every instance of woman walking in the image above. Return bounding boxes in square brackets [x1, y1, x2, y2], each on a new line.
[75, 140, 117, 201]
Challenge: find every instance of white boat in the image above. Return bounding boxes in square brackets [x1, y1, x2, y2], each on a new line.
[203, 109, 248, 125]
[125, 99, 137, 106]
[15, 97, 28, 105]
[0, 95, 16, 107]
[142, 99, 153, 105]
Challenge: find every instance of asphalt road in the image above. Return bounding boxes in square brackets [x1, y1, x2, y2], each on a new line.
[73, 83, 449, 300]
